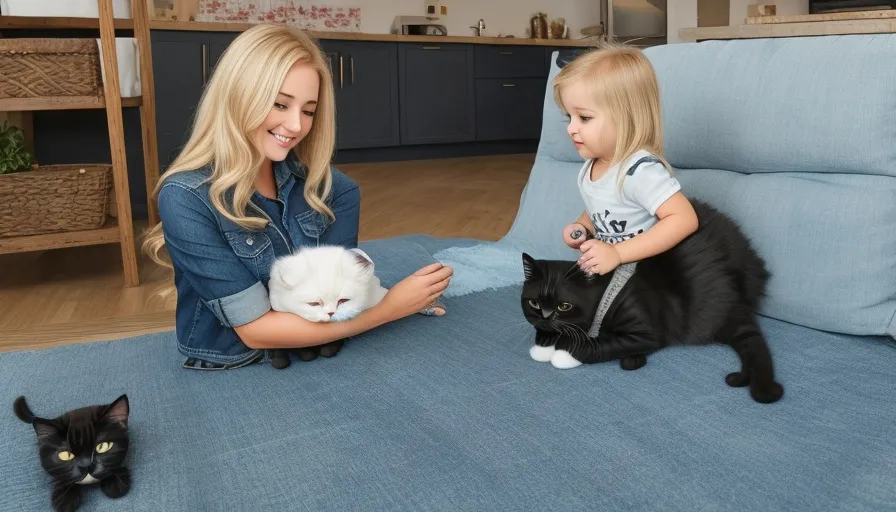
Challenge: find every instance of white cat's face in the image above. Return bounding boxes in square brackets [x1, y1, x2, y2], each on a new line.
[268, 246, 377, 322]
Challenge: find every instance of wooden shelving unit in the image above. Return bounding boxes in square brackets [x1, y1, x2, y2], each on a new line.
[0, 0, 160, 287]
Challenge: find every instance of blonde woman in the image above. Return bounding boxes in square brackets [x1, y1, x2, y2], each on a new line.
[143, 24, 452, 370]
[554, 44, 698, 276]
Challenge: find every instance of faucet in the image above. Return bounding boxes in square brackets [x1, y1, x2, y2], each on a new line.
[470, 18, 485, 36]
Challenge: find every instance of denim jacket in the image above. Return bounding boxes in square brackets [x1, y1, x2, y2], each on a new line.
[157, 153, 360, 369]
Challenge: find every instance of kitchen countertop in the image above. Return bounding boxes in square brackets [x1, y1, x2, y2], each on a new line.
[0, 16, 599, 47]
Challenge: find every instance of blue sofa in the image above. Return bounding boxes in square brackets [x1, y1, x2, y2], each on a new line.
[2, 36, 895, 511]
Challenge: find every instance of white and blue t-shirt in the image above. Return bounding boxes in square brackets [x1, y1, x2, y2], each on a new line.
[576, 150, 681, 245]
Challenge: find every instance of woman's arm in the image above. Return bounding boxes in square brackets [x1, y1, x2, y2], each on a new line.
[236, 262, 452, 349]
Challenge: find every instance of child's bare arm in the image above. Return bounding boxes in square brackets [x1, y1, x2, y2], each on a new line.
[575, 210, 592, 234]
[613, 192, 698, 264]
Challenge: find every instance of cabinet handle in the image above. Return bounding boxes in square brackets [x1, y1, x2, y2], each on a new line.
[498, 51, 513, 55]
[350, 55, 354, 85]
[201, 44, 208, 85]
[502, 84, 516, 87]
[339, 55, 343, 89]
[422, 46, 440, 50]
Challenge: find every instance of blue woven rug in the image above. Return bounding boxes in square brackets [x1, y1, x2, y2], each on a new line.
[3, 283, 895, 511]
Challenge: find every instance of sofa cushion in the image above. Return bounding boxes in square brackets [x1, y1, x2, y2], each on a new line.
[676, 168, 896, 339]
[645, 35, 896, 178]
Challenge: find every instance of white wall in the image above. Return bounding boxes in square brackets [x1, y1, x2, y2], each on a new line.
[666, 0, 697, 43]
[728, 0, 808, 25]
[322, 0, 601, 40]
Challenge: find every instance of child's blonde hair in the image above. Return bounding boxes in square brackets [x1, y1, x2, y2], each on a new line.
[552, 43, 671, 187]
[142, 23, 336, 269]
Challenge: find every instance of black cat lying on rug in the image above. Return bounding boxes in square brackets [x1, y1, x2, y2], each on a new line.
[521, 200, 785, 404]
[13, 394, 131, 512]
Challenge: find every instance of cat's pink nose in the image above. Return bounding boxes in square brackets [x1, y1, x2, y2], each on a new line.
[327, 312, 334, 317]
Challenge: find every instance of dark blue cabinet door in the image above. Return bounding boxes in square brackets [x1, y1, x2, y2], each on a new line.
[151, 31, 208, 173]
[398, 44, 475, 145]
[330, 42, 400, 150]
[475, 78, 547, 140]
[208, 32, 238, 75]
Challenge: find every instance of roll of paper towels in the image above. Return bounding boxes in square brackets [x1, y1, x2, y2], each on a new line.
[2, 0, 132, 18]
[97, 38, 142, 98]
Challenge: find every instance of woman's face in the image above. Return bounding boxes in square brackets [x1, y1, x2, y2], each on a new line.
[254, 60, 320, 162]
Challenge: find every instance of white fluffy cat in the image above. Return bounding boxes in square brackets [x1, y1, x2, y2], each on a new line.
[268, 245, 388, 323]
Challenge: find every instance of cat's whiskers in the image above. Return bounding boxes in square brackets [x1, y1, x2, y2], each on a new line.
[553, 321, 582, 354]
[499, 320, 540, 349]
[561, 320, 594, 348]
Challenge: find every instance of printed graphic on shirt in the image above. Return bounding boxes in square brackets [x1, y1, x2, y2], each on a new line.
[576, 150, 681, 247]
[590, 209, 645, 245]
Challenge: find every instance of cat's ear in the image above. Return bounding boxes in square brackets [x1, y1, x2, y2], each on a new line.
[522, 253, 542, 281]
[102, 394, 129, 428]
[32, 418, 59, 441]
[271, 258, 301, 289]
[348, 248, 375, 277]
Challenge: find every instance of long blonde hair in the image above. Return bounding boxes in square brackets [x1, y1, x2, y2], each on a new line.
[552, 42, 671, 188]
[142, 23, 336, 269]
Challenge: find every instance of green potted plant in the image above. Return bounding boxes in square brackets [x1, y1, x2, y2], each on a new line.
[0, 120, 36, 174]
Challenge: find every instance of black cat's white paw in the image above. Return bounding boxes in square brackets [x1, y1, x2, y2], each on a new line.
[529, 344, 555, 362]
[550, 350, 582, 369]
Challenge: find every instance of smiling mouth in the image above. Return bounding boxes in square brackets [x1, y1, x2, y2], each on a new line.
[269, 131, 295, 144]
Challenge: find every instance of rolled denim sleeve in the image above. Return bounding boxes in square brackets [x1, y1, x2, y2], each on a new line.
[158, 183, 271, 327]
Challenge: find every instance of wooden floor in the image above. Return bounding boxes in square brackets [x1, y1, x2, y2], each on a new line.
[0, 154, 534, 352]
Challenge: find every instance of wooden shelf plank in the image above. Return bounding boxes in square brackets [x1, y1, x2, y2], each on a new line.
[0, 218, 120, 255]
[747, 9, 896, 25]
[0, 15, 133, 30]
[680, 18, 896, 41]
[0, 96, 141, 112]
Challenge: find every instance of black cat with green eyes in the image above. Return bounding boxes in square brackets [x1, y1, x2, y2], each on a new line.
[520, 200, 785, 404]
[13, 394, 131, 512]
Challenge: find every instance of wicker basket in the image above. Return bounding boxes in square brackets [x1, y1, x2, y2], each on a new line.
[0, 39, 102, 99]
[0, 164, 112, 237]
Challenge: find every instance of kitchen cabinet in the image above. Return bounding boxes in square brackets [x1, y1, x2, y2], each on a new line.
[473, 45, 548, 142]
[322, 41, 400, 149]
[150, 31, 239, 173]
[398, 43, 476, 145]
[208, 32, 238, 72]
[150, 31, 209, 172]
[475, 79, 546, 140]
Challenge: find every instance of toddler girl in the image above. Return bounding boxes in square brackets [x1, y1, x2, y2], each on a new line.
[554, 44, 698, 275]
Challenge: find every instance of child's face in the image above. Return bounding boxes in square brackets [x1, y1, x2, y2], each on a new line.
[560, 82, 616, 161]
[254, 60, 320, 162]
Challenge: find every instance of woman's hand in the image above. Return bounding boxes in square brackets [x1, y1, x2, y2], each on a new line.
[379, 263, 453, 321]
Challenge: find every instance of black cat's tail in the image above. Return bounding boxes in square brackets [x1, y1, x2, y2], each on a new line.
[719, 307, 784, 404]
[13, 396, 36, 423]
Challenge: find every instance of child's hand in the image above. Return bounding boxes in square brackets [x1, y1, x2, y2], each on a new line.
[578, 240, 622, 275]
[563, 222, 589, 249]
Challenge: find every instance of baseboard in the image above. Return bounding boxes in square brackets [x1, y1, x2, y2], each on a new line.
[332, 140, 540, 164]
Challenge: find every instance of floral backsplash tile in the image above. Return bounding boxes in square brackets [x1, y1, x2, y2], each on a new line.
[197, 1, 361, 32]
